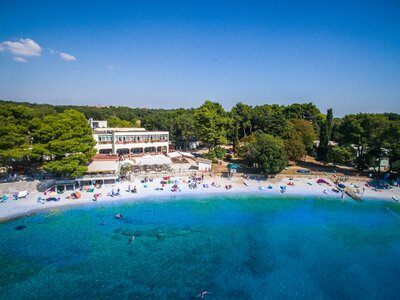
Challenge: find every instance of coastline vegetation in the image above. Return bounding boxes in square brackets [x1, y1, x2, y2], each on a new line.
[0, 99, 399, 178]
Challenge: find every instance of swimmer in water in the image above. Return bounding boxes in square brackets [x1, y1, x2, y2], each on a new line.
[196, 290, 211, 298]
[115, 213, 123, 219]
[100, 220, 105, 225]
[127, 235, 135, 244]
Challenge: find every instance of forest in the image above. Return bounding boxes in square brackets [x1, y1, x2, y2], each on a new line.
[0, 99, 399, 178]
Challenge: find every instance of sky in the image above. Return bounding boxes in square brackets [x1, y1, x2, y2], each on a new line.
[0, 0, 399, 115]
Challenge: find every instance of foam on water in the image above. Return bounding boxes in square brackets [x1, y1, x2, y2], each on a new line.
[1, 194, 400, 299]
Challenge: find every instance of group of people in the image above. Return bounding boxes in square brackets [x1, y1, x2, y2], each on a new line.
[109, 188, 121, 197]
[127, 185, 137, 193]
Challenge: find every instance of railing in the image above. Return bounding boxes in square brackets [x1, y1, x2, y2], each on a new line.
[114, 140, 168, 144]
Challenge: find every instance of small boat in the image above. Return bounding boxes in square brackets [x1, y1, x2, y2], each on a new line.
[393, 196, 399, 202]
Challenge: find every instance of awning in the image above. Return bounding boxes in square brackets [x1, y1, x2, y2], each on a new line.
[168, 151, 195, 158]
[87, 160, 119, 173]
[135, 154, 172, 165]
[227, 163, 239, 169]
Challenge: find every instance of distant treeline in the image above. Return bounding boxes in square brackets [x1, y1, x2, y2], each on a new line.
[0, 99, 399, 177]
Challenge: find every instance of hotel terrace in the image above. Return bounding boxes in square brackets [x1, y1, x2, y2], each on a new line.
[89, 118, 169, 157]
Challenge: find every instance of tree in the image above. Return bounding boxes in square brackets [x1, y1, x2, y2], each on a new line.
[108, 116, 139, 128]
[317, 108, 333, 163]
[172, 110, 196, 150]
[336, 114, 366, 170]
[233, 120, 239, 153]
[282, 125, 306, 161]
[252, 104, 288, 136]
[31, 110, 96, 177]
[231, 102, 253, 138]
[0, 104, 37, 166]
[203, 146, 226, 161]
[290, 119, 316, 153]
[238, 132, 288, 174]
[194, 101, 230, 149]
[284, 102, 321, 123]
[386, 119, 400, 172]
[331, 145, 355, 165]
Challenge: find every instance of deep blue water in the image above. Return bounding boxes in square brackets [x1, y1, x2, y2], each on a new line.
[1, 194, 400, 300]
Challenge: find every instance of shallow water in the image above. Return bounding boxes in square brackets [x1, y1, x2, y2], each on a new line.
[1, 194, 400, 299]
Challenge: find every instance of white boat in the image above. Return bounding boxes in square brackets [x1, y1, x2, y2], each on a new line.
[392, 196, 399, 202]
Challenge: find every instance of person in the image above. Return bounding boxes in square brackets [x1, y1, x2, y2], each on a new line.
[128, 185, 131, 192]
[93, 194, 98, 202]
[197, 290, 211, 298]
[100, 220, 105, 225]
[132, 186, 137, 193]
[115, 213, 123, 219]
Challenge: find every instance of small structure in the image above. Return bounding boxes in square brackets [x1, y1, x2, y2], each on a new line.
[227, 163, 239, 176]
[76, 160, 119, 186]
[197, 158, 212, 171]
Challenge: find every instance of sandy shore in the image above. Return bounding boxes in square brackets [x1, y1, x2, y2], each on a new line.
[1, 174, 399, 222]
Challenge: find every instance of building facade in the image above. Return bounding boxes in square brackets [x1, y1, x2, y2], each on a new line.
[89, 119, 169, 156]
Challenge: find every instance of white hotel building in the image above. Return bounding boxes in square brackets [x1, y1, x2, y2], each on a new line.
[89, 119, 169, 156]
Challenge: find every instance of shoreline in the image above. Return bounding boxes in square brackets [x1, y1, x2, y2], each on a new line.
[1, 175, 399, 223]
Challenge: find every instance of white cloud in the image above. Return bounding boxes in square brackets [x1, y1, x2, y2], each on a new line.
[13, 57, 27, 63]
[1, 38, 77, 63]
[1, 38, 41, 57]
[59, 52, 76, 62]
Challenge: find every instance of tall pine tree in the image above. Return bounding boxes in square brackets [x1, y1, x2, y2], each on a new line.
[317, 108, 333, 163]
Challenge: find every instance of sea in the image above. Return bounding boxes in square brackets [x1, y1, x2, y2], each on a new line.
[1, 194, 400, 300]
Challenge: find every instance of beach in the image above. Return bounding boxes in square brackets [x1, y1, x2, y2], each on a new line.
[1, 174, 399, 222]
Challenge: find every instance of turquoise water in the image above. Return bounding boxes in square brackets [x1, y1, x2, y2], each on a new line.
[1, 194, 400, 299]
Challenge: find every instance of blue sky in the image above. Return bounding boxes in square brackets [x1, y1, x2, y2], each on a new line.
[0, 0, 399, 115]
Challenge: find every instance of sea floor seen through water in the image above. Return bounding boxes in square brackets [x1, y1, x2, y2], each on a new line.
[1, 194, 400, 299]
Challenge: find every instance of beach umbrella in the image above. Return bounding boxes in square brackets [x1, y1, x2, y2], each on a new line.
[227, 163, 239, 169]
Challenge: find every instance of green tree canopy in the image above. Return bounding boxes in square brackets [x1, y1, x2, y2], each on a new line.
[32, 110, 96, 177]
[231, 102, 253, 139]
[290, 119, 316, 152]
[251, 104, 288, 136]
[238, 131, 288, 174]
[0, 104, 37, 164]
[194, 101, 231, 149]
